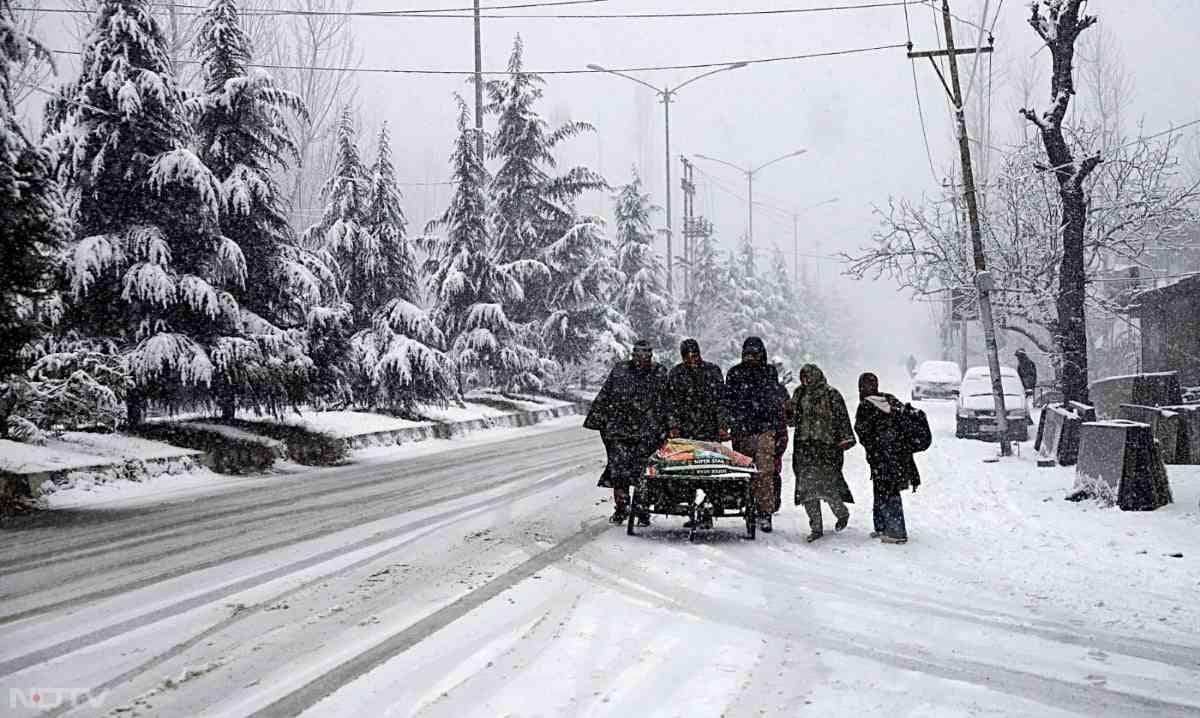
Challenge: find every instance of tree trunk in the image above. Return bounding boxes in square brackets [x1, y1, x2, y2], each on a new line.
[126, 393, 145, 429]
[1021, 0, 1099, 406]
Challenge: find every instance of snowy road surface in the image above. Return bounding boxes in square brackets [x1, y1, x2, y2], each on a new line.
[2, 391, 1200, 717]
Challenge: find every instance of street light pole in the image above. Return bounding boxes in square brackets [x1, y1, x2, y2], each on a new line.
[588, 62, 747, 298]
[694, 149, 807, 250]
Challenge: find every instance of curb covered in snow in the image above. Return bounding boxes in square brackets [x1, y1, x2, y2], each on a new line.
[0, 400, 590, 507]
[339, 402, 588, 450]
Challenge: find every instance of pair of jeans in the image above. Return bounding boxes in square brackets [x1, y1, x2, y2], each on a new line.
[872, 482, 907, 539]
[802, 497, 848, 535]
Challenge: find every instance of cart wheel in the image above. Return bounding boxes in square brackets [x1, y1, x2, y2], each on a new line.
[745, 486, 757, 540]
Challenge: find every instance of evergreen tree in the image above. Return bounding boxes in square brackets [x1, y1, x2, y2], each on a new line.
[350, 123, 453, 412]
[304, 107, 376, 328]
[423, 96, 547, 392]
[681, 229, 727, 354]
[192, 0, 329, 417]
[724, 235, 771, 358]
[487, 34, 605, 350]
[763, 249, 808, 372]
[51, 0, 242, 425]
[612, 169, 676, 352]
[0, 0, 68, 382]
[541, 213, 628, 377]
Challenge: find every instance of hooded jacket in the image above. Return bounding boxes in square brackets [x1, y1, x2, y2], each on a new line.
[854, 392, 921, 492]
[724, 337, 785, 437]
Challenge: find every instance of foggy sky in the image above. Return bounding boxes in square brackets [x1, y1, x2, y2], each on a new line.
[28, 0, 1200, 367]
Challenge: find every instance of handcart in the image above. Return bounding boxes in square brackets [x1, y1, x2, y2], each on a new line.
[627, 439, 759, 541]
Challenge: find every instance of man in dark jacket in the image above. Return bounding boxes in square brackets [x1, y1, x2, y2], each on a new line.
[853, 372, 921, 544]
[724, 337, 785, 532]
[584, 339, 668, 524]
[665, 338, 727, 441]
[1015, 349, 1037, 396]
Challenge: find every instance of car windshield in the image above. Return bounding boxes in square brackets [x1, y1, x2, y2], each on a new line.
[918, 362, 960, 381]
[963, 377, 1024, 397]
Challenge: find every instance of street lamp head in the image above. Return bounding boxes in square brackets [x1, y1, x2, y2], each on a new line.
[586, 64, 605, 72]
[728, 62, 750, 70]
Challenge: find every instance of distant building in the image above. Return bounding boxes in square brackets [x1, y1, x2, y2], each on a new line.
[1129, 274, 1200, 386]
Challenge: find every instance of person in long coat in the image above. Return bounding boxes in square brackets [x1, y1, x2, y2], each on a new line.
[665, 338, 727, 441]
[1015, 348, 1038, 396]
[788, 363, 856, 542]
[853, 372, 921, 544]
[584, 339, 668, 524]
[724, 337, 785, 532]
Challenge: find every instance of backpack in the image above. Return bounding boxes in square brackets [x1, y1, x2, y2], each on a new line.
[894, 400, 932, 453]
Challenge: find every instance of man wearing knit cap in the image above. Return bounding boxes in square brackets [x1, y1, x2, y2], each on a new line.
[584, 340, 669, 524]
[724, 336, 786, 533]
[665, 338, 727, 442]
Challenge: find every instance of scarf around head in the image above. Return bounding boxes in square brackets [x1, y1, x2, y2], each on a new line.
[795, 363, 838, 444]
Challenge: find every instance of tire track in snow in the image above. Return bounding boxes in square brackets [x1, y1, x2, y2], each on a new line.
[247, 520, 611, 718]
[0, 429, 591, 574]
[554, 537, 1200, 718]
[0, 451, 593, 622]
[0, 462, 589, 681]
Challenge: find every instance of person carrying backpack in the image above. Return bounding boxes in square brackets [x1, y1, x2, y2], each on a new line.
[853, 372, 923, 544]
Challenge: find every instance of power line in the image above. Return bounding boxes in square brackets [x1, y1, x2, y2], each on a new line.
[18, 1, 920, 20]
[49, 42, 908, 76]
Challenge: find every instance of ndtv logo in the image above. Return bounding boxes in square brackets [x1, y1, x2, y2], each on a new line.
[9, 688, 111, 710]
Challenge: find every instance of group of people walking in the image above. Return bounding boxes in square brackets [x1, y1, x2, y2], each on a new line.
[584, 337, 921, 544]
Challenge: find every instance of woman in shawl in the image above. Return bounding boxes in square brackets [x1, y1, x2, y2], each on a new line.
[788, 364, 856, 542]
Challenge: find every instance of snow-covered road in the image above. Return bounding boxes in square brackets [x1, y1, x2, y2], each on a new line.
[2, 383, 1199, 717]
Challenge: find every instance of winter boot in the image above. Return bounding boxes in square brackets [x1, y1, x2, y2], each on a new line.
[759, 515, 773, 533]
[880, 535, 908, 544]
[805, 531, 824, 543]
[869, 531, 882, 539]
[610, 505, 629, 524]
[636, 509, 651, 527]
[834, 515, 849, 532]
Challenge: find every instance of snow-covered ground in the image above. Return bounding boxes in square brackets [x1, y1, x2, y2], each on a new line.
[1, 373, 1198, 717]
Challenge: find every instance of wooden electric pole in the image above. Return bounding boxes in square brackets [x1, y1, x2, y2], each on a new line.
[910, 0, 1011, 456]
[473, 0, 485, 160]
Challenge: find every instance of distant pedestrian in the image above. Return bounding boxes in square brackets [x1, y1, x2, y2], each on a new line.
[906, 354, 918, 377]
[853, 372, 921, 545]
[584, 339, 668, 525]
[788, 364, 856, 542]
[665, 338, 727, 442]
[724, 337, 786, 533]
[1015, 349, 1037, 396]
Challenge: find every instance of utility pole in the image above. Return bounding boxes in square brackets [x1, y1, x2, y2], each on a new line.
[473, 0, 485, 160]
[910, 0, 1009, 456]
[663, 93, 674, 297]
[680, 157, 713, 333]
[792, 214, 799, 282]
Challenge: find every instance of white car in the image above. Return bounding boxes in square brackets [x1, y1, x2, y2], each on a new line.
[911, 360, 962, 401]
[955, 366, 1031, 441]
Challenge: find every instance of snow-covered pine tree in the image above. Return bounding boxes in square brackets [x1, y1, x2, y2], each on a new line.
[487, 34, 605, 329]
[349, 122, 454, 412]
[763, 249, 808, 373]
[723, 235, 771, 359]
[681, 229, 728, 354]
[423, 96, 547, 393]
[0, 0, 69, 382]
[611, 169, 677, 353]
[304, 106, 375, 327]
[50, 0, 248, 426]
[191, 0, 330, 418]
[541, 213, 629, 386]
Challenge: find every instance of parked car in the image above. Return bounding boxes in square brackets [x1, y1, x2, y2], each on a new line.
[912, 360, 962, 401]
[955, 366, 1032, 441]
